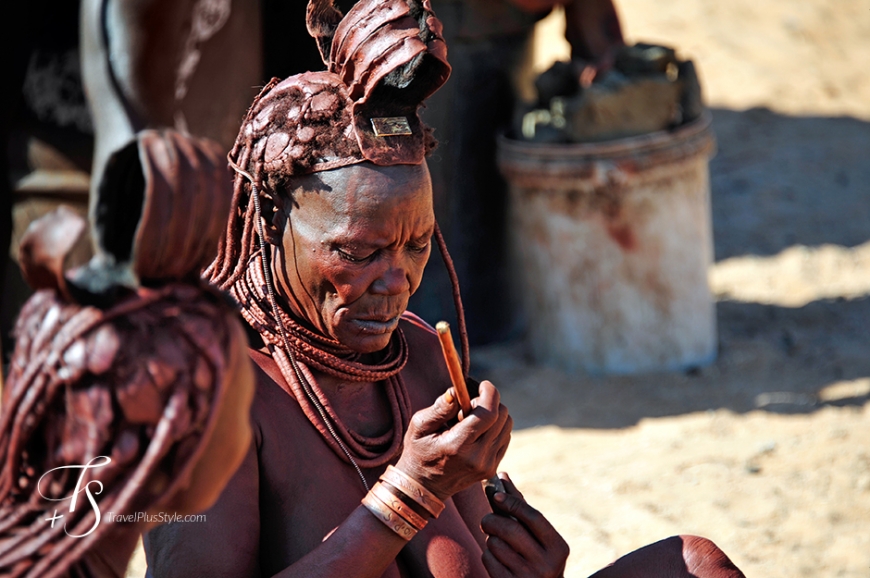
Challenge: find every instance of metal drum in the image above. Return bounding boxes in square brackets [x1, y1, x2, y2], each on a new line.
[498, 112, 716, 374]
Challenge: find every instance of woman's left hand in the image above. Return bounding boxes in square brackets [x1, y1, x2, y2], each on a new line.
[480, 473, 570, 578]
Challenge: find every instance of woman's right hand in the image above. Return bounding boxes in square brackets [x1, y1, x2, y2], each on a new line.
[394, 380, 512, 501]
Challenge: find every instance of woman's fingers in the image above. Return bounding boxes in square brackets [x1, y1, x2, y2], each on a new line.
[486, 534, 531, 572]
[408, 387, 460, 437]
[497, 472, 525, 501]
[483, 511, 561, 578]
[481, 549, 511, 578]
[483, 492, 570, 576]
[468, 380, 501, 419]
[398, 381, 513, 500]
[491, 491, 560, 547]
[444, 380, 506, 447]
[482, 512, 541, 558]
[494, 428, 512, 466]
[482, 517, 569, 578]
[482, 409, 513, 470]
[457, 380, 501, 433]
[475, 380, 501, 411]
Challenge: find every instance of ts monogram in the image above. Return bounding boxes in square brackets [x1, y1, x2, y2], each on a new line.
[38, 456, 112, 538]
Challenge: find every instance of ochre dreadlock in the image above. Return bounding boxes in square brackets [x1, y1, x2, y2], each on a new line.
[0, 284, 240, 578]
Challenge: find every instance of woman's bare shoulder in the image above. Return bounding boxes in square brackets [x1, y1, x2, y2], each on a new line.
[245, 348, 313, 449]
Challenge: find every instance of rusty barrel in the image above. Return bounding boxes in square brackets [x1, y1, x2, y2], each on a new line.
[497, 112, 716, 374]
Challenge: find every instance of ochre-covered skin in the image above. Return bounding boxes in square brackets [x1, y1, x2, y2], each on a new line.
[147, 316, 496, 578]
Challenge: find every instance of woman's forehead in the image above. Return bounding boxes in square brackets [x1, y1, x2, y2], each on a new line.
[297, 163, 431, 210]
[325, 161, 431, 190]
[291, 163, 434, 238]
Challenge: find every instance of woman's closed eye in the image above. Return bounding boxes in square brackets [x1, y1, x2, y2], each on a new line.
[406, 241, 429, 255]
[336, 240, 428, 263]
[337, 248, 376, 263]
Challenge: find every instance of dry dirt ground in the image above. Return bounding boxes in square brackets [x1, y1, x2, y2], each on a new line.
[129, 1, 870, 576]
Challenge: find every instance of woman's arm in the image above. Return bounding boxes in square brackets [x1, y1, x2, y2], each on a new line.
[149, 381, 510, 578]
[272, 506, 408, 578]
[453, 482, 493, 551]
[144, 390, 405, 578]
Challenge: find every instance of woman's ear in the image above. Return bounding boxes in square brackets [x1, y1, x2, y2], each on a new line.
[257, 190, 287, 246]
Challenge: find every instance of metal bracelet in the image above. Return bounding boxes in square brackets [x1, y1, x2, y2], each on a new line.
[371, 482, 429, 531]
[380, 465, 445, 519]
[362, 492, 418, 540]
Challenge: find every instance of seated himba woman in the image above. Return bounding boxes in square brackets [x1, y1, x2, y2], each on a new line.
[146, 1, 745, 577]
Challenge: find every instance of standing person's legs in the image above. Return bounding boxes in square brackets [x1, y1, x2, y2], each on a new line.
[449, 35, 526, 345]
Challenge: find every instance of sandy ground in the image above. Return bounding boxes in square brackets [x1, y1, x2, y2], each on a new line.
[128, 1, 870, 576]
[493, 2, 870, 577]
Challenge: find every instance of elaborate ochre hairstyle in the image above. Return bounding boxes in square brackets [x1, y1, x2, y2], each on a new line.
[0, 131, 252, 578]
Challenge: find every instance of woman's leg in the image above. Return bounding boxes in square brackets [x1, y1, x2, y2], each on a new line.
[588, 535, 745, 578]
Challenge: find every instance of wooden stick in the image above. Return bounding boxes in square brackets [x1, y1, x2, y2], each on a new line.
[435, 321, 472, 418]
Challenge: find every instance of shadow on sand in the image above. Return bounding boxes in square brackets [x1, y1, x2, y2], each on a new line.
[476, 106, 870, 429]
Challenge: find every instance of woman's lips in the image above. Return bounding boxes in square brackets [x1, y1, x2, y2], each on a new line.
[350, 315, 401, 334]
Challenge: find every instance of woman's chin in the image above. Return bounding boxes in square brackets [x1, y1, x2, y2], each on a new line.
[337, 327, 396, 355]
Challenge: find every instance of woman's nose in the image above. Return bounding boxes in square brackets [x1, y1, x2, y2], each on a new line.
[370, 265, 410, 296]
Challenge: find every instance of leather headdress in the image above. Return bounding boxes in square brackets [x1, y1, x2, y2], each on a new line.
[241, 0, 451, 179]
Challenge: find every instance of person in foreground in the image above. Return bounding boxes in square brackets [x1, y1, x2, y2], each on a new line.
[146, 1, 745, 577]
[0, 131, 253, 578]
